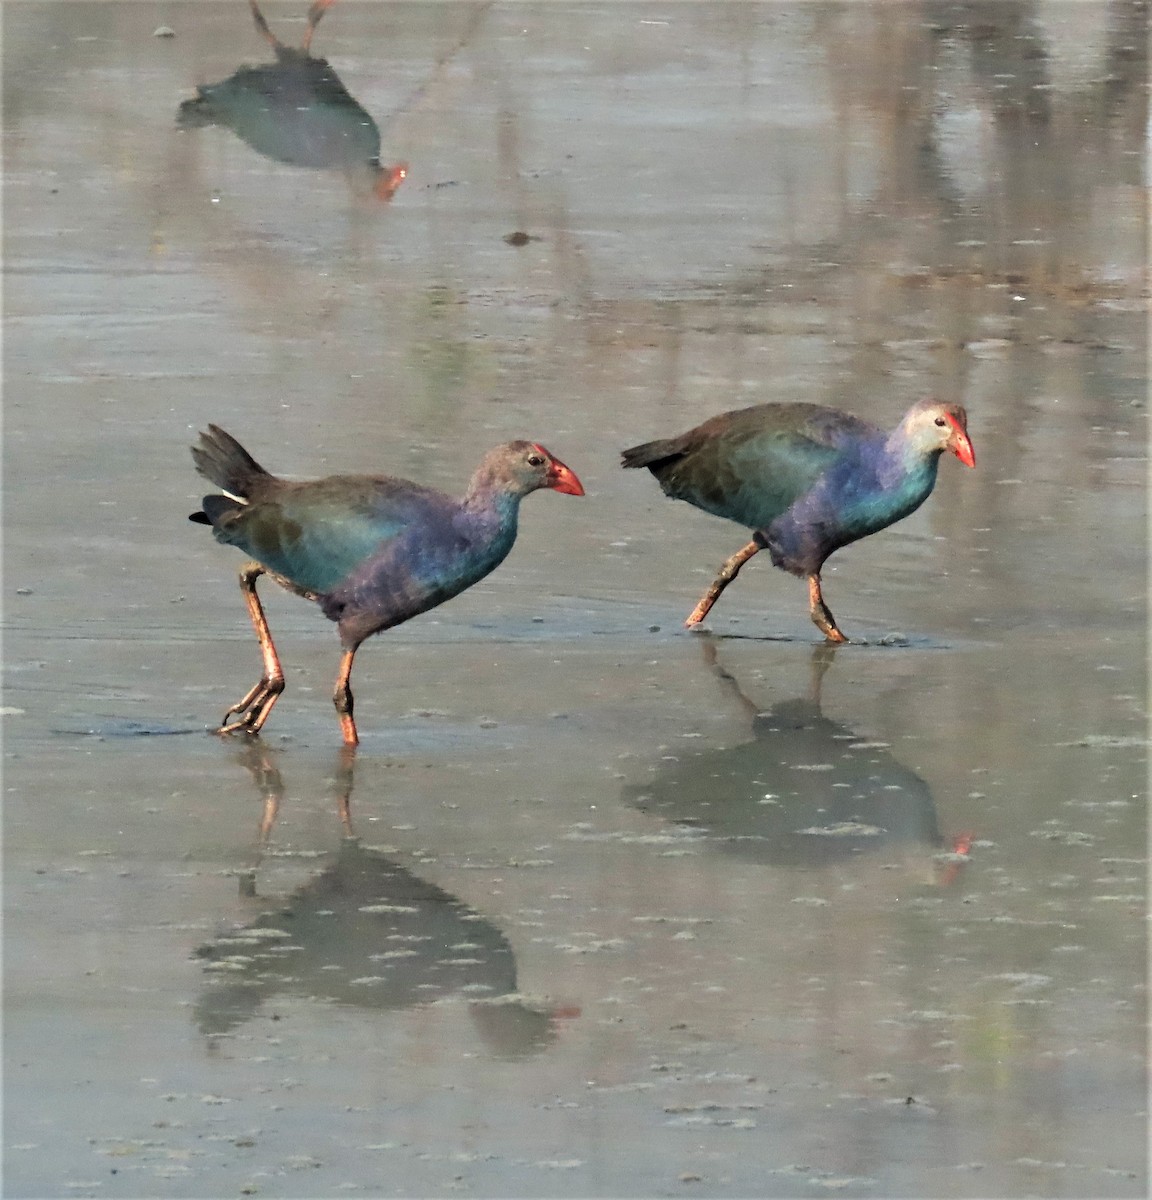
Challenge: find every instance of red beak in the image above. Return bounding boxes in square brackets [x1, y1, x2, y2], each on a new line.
[538, 447, 584, 496]
[373, 162, 408, 202]
[947, 415, 976, 468]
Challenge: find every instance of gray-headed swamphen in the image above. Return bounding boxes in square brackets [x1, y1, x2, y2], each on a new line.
[190, 426, 583, 745]
[622, 398, 974, 641]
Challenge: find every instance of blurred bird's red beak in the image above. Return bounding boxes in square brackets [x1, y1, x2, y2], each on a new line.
[947, 415, 976, 468]
[539, 447, 584, 496]
[374, 162, 408, 201]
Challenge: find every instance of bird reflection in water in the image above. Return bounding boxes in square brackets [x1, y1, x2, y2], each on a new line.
[626, 640, 972, 884]
[177, 0, 407, 201]
[193, 744, 578, 1058]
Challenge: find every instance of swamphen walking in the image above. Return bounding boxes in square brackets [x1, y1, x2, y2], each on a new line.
[177, 0, 407, 201]
[190, 427, 584, 746]
[622, 398, 974, 641]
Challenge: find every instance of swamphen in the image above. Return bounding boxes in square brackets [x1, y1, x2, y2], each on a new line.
[622, 398, 975, 641]
[189, 427, 584, 746]
[177, 0, 407, 201]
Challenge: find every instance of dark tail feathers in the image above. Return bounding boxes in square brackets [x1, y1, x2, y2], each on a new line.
[189, 494, 244, 527]
[621, 437, 685, 472]
[191, 425, 270, 499]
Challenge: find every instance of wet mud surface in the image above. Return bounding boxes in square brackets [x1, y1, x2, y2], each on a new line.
[4, 2, 1148, 1197]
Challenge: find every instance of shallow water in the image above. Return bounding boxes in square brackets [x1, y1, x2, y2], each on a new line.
[3, 2, 1148, 1197]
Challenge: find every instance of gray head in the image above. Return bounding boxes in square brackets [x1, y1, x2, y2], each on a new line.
[469, 441, 586, 498]
[899, 399, 976, 467]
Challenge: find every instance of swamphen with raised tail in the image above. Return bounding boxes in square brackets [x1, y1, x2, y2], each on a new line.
[622, 398, 974, 641]
[190, 427, 583, 746]
[177, 0, 407, 201]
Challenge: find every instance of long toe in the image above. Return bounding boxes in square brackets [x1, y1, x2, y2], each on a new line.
[811, 612, 849, 643]
[216, 677, 283, 736]
[216, 715, 259, 737]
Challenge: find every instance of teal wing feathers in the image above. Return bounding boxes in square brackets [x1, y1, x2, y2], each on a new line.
[209, 475, 452, 596]
[650, 404, 880, 531]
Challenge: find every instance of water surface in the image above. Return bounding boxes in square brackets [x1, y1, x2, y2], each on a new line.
[4, 2, 1147, 1196]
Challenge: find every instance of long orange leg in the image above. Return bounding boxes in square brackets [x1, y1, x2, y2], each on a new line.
[301, 0, 339, 53]
[807, 572, 848, 644]
[685, 540, 760, 627]
[332, 646, 360, 747]
[247, 0, 283, 50]
[217, 563, 286, 737]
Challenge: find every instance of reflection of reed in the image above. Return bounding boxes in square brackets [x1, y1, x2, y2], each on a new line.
[194, 744, 578, 1058]
[594, 5, 1145, 418]
[177, 0, 407, 201]
[625, 639, 971, 882]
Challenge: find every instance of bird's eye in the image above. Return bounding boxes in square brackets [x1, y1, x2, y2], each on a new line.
[934, 417, 947, 427]
[527, 454, 546, 467]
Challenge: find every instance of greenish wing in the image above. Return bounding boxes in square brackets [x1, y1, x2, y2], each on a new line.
[662, 407, 866, 531]
[216, 476, 449, 596]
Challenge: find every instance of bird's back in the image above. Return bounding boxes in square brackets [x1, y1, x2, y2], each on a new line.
[208, 474, 455, 598]
[626, 403, 880, 532]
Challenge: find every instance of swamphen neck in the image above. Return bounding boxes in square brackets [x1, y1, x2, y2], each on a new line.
[764, 399, 974, 578]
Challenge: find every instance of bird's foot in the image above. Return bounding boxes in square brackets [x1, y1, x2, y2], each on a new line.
[810, 608, 849, 643]
[809, 592, 849, 643]
[806, 574, 850, 644]
[215, 676, 284, 738]
[214, 716, 261, 738]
